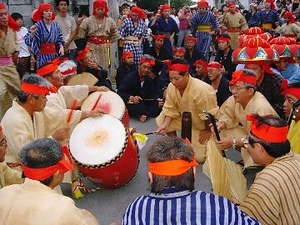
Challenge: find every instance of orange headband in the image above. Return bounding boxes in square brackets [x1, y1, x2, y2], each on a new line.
[197, 0, 209, 8]
[21, 82, 57, 95]
[247, 114, 289, 143]
[217, 36, 231, 43]
[207, 62, 222, 69]
[193, 59, 208, 67]
[122, 51, 133, 60]
[281, 79, 300, 98]
[148, 158, 198, 176]
[37, 63, 58, 76]
[229, 70, 257, 85]
[140, 57, 155, 66]
[61, 67, 76, 77]
[173, 48, 186, 54]
[185, 36, 198, 43]
[130, 7, 147, 19]
[93, 0, 109, 17]
[32, 3, 55, 22]
[161, 4, 171, 12]
[168, 64, 189, 73]
[153, 34, 166, 40]
[76, 46, 90, 61]
[227, 1, 236, 7]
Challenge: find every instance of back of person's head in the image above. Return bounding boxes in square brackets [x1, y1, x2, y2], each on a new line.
[20, 138, 64, 186]
[247, 114, 290, 158]
[147, 137, 197, 194]
[11, 12, 23, 21]
[55, 0, 69, 6]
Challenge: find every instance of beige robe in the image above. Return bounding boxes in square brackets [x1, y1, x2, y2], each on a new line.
[222, 12, 248, 50]
[77, 15, 120, 70]
[0, 162, 23, 189]
[219, 92, 277, 167]
[275, 22, 300, 40]
[157, 76, 219, 163]
[0, 178, 99, 225]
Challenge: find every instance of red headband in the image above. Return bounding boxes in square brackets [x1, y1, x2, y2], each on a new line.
[61, 67, 76, 77]
[140, 57, 155, 66]
[130, 7, 147, 19]
[281, 79, 300, 98]
[247, 114, 288, 143]
[207, 62, 222, 69]
[0, 4, 20, 32]
[93, 0, 109, 17]
[227, 1, 236, 7]
[149, 158, 198, 176]
[32, 3, 55, 22]
[173, 48, 186, 54]
[21, 82, 57, 95]
[185, 36, 198, 43]
[161, 4, 171, 12]
[283, 12, 295, 23]
[264, 0, 275, 10]
[197, 0, 209, 8]
[76, 46, 91, 61]
[153, 34, 166, 40]
[37, 63, 58, 77]
[217, 36, 231, 43]
[193, 59, 208, 67]
[122, 51, 133, 60]
[229, 70, 257, 85]
[168, 64, 189, 73]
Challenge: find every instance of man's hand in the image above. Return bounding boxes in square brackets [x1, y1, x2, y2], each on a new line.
[156, 125, 168, 135]
[52, 127, 70, 142]
[157, 98, 164, 108]
[216, 137, 232, 151]
[81, 109, 104, 120]
[128, 96, 142, 104]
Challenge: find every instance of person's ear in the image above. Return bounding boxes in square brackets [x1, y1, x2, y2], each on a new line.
[148, 171, 153, 185]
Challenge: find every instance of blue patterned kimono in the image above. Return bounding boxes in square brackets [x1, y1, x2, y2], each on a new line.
[120, 18, 147, 67]
[190, 11, 219, 60]
[26, 20, 64, 69]
[258, 10, 282, 35]
[149, 17, 179, 53]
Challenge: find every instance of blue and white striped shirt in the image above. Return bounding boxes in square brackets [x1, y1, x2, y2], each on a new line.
[122, 188, 260, 225]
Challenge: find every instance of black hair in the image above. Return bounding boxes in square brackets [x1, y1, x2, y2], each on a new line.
[11, 12, 23, 21]
[55, 0, 69, 6]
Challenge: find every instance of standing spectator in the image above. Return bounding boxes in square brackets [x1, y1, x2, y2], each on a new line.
[176, 6, 191, 47]
[11, 12, 31, 78]
[25, 3, 65, 69]
[0, 3, 21, 119]
[149, 4, 179, 53]
[122, 137, 260, 225]
[120, 7, 148, 68]
[222, 1, 248, 50]
[190, 0, 219, 60]
[76, 0, 120, 70]
[74, 8, 89, 51]
[55, 0, 78, 60]
[275, 11, 300, 40]
[247, 3, 260, 27]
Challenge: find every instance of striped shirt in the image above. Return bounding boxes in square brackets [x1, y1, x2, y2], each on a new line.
[122, 188, 260, 225]
[240, 152, 300, 225]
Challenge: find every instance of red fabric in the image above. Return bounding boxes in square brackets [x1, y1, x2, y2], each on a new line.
[122, 51, 133, 60]
[130, 7, 146, 19]
[193, 59, 208, 67]
[283, 12, 295, 23]
[281, 79, 300, 98]
[0, 4, 19, 32]
[197, 0, 209, 8]
[140, 57, 155, 66]
[217, 36, 231, 43]
[0, 125, 2, 131]
[37, 63, 58, 77]
[264, 0, 275, 10]
[173, 48, 186, 54]
[229, 70, 257, 85]
[76, 46, 91, 61]
[32, 3, 55, 22]
[161, 4, 171, 12]
[247, 114, 288, 143]
[153, 34, 166, 40]
[93, 0, 109, 17]
[0, 3, 5, 9]
[185, 36, 198, 42]
[168, 63, 189, 73]
[227, 1, 236, 7]
[207, 62, 222, 69]
[21, 82, 57, 95]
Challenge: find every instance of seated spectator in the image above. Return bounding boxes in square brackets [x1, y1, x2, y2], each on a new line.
[193, 59, 210, 82]
[122, 137, 260, 225]
[116, 51, 135, 90]
[117, 55, 164, 123]
[240, 114, 300, 225]
[0, 138, 99, 224]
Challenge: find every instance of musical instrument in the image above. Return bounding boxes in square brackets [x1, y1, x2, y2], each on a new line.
[67, 72, 98, 87]
[69, 115, 138, 188]
[287, 100, 300, 126]
[81, 91, 130, 127]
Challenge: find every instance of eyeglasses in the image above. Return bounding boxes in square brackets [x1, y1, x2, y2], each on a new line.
[0, 136, 7, 147]
[229, 85, 248, 92]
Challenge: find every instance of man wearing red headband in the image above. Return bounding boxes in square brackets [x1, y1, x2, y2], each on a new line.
[207, 62, 231, 106]
[216, 69, 277, 183]
[193, 59, 210, 82]
[282, 81, 300, 153]
[275, 11, 300, 40]
[149, 4, 179, 53]
[77, 0, 120, 70]
[122, 137, 260, 224]
[0, 138, 99, 224]
[221, 1, 248, 50]
[1, 74, 70, 172]
[0, 125, 23, 189]
[190, 0, 219, 60]
[240, 114, 300, 225]
[120, 6, 147, 67]
[116, 51, 135, 89]
[215, 34, 236, 80]
[0, 3, 21, 120]
[25, 3, 64, 69]
[117, 54, 163, 122]
[156, 58, 219, 163]
[257, 0, 281, 35]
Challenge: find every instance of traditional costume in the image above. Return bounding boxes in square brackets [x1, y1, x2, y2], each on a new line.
[0, 163, 23, 189]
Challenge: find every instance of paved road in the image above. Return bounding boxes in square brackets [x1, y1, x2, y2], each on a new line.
[62, 117, 240, 225]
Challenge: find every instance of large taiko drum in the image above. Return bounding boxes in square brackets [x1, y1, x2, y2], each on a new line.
[69, 114, 138, 188]
[81, 91, 130, 128]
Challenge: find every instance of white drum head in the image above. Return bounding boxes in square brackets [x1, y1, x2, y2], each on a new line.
[70, 115, 126, 166]
[81, 91, 125, 120]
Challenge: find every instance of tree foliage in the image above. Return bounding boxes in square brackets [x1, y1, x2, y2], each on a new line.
[137, 0, 193, 12]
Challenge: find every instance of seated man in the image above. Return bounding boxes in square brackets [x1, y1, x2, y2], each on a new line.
[116, 51, 135, 90]
[0, 125, 23, 189]
[117, 54, 164, 122]
[193, 59, 209, 82]
[122, 137, 260, 224]
[240, 114, 300, 225]
[0, 138, 99, 224]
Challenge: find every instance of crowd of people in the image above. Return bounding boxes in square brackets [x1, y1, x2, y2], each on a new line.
[0, 0, 300, 224]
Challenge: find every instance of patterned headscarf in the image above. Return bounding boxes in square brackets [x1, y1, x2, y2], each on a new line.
[93, 0, 109, 17]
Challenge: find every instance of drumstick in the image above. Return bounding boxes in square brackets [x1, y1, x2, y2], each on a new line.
[91, 94, 102, 110]
[67, 99, 79, 123]
[144, 131, 157, 135]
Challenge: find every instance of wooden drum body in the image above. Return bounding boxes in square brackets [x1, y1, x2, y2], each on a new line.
[81, 91, 130, 128]
[69, 115, 138, 188]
